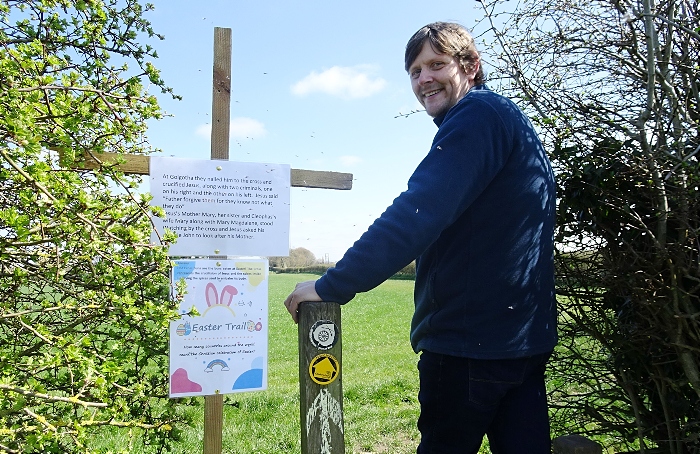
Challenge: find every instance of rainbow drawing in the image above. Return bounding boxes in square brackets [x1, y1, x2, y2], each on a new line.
[204, 359, 230, 373]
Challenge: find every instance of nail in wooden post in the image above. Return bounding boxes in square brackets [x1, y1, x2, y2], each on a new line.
[298, 302, 345, 454]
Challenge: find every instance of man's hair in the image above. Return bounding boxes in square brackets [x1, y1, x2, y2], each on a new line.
[405, 22, 484, 86]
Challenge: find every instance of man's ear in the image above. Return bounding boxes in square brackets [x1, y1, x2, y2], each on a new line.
[469, 60, 481, 78]
[461, 59, 480, 78]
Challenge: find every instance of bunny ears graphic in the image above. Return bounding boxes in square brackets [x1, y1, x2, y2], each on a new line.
[203, 282, 238, 316]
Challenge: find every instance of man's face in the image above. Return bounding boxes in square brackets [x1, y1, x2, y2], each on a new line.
[408, 41, 475, 118]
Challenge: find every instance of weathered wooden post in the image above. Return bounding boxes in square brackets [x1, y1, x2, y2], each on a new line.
[202, 26, 231, 454]
[298, 302, 345, 454]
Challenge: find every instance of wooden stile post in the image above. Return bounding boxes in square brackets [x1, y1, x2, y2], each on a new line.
[298, 302, 345, 454]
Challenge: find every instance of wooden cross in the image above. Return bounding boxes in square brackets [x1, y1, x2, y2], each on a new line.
[68, 27, 350, 454]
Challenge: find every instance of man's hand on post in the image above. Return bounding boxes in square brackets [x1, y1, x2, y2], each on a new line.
[283, 280, 322, 323]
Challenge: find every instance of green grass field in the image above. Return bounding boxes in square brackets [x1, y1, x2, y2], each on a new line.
[90, 272, 626, 454]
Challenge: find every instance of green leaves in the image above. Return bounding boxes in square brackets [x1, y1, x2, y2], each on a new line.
[1, 1, 181, 452]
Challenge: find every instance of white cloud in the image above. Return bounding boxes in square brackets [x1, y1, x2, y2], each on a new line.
[339, 155, 362, 167]
[195, 124, 209, 138]
[230, 117, 267, 138]
[291, 65, 386, 100]
[195, 117, 267, 139]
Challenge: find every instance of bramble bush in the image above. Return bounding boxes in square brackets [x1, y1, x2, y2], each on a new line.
[478, 0, 699, 451]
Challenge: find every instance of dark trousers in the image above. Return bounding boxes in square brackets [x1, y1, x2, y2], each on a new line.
[416, 351, 552, 454]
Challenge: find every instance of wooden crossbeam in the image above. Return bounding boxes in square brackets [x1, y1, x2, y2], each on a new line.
[66, 151, 353, 190]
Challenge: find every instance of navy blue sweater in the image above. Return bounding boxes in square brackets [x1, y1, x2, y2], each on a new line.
[315, 85, 557, 359]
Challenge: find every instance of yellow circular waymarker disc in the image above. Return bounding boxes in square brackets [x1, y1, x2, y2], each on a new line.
[308, 353, 340, 385]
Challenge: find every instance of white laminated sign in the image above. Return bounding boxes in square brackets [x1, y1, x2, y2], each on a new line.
[150, 157, 290, 257]
[168, 259, 269, 397]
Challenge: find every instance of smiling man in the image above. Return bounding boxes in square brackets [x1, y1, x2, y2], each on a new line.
[284, 22, 557, 453]
[407, 30, 478, 118]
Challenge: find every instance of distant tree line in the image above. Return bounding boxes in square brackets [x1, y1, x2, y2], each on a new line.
[269, 248, 417, 279]
[269, 247, 319, 268]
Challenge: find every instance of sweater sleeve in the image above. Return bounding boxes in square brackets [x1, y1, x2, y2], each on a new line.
[315, 92, 515, 303]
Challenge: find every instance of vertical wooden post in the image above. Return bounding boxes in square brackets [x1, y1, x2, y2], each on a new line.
[203, 398, 223, 454]
[203, 26, 231, 454]
[298, 302, 345, 454]
[210, 26, 231, 161]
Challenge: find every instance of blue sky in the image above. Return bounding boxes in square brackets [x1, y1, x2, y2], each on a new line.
[143, 0, 486, 261]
